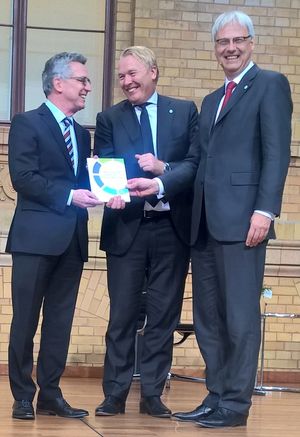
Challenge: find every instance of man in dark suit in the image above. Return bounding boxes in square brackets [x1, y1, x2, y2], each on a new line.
[7, 52, 101, 420]
[171, 11, 292, 428]
[94, 46, 199, 418]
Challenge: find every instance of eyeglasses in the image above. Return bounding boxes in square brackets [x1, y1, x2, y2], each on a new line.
[215, 35, 252, 47]
[69, 76, 91, 86]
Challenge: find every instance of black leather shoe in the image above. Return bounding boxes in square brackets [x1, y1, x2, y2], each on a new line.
[12, 400, 35, 420]
[95, 396, 125, 416]
[196, 407, 248, 428]
[140, 396, 171, 418]
[172, 404, 214, 422]
[36, 397, 88, 418]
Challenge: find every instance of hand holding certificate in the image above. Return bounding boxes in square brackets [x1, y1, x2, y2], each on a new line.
[87, 158, 130, 202]
[127, 178, 159, 197]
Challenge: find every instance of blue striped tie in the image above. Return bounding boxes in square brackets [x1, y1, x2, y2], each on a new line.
[62, 117, 74, 168]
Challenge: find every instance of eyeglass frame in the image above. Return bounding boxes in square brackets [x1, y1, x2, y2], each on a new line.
[215, 35, 252, 47]
[68, 76, 92, 86]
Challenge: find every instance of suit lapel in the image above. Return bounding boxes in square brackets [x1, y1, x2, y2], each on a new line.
[215, 64, 260, 126]
[119, 100, 141, 152]
[156, 95, 174, 160]
[74, 121, 86, 177]
[38, 104, 74, 172]
[208, 88, 224, 136]
[118, 96, 177, 158]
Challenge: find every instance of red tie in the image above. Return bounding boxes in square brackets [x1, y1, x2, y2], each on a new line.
[221, 81, 236, 110]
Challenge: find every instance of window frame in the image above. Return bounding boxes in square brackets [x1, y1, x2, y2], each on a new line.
[6, 0, 115, 126]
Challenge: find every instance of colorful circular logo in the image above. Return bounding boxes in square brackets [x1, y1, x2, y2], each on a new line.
[92, 159, 128, 196]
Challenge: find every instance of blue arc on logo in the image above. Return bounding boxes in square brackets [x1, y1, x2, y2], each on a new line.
[92, 160, 127, 195]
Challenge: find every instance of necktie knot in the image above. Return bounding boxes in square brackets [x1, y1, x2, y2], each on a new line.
[135, 102, 151, 111]
[226, 81, 236, 93]
[63, 117, 72, 128]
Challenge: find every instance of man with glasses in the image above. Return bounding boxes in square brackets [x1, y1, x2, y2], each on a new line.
[171, 10, 292, 428]
[7, 52, 101, 420]
[128, 9, 292, 428]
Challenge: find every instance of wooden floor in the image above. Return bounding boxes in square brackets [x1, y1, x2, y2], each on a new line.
[1, 376, 300, 437]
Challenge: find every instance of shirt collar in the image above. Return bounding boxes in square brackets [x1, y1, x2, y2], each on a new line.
[147, 91, 158, 105]
[132, 91, 158, 107]
[45, 99, 73, 125]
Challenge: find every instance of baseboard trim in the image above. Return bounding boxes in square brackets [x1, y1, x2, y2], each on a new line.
[0, 364, 104, 378]
[0, 364, 299, 384]
[169, 368, 300, 384]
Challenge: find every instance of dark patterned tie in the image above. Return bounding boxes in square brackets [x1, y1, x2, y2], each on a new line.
[62, 117, 74, 168]
[135, 103, 159, 207]
[136, 102, 154, 155]
[221, 81, 237, 110]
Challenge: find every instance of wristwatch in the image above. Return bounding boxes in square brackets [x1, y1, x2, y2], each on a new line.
[163, 162, 171, 173]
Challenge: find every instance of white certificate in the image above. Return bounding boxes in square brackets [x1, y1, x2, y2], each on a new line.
[87, 158, 130, 202]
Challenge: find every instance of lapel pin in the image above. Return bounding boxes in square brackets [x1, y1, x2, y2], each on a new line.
[169, 109, 174, 114]
[244, 85, 249, 90]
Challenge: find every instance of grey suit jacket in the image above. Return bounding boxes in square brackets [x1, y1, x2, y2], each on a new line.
[6, 103, 91, 261]
[191, 64, 292, 244]
[94, 94, 200, 255]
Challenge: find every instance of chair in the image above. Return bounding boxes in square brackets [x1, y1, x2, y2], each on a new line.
[173, 323, 195, 346]
[254, 309, 300, 394]
[133, 315, 147, 378]
[168, 310, 300, 395]
[133, 291, 147, 378]
[166, 322, 205, 388]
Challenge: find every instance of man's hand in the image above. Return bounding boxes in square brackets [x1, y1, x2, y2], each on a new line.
[246, 212, 271, 247]
[106, 195, 126, 209]
[127, 178, 159, 197]
[72, 189, 102, 208]
[135, 153, 164, 175]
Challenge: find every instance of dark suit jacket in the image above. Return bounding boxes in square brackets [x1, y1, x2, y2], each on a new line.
[191, 64, 292, 244]
[6, 103, 91, 261]
[94, 94, 200, 255]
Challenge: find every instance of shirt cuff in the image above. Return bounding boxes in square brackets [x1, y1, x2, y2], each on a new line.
[255, 210, 275, 221]
[67, 190, 74, 206]
[154, 177, 165, 198]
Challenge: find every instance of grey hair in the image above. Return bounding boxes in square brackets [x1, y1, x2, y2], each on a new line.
[42, 52, 87, 97]
[120, 46, 159, 82]
[212, 11, 255, 41]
